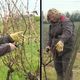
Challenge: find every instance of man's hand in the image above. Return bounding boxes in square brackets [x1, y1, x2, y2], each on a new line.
[55, 40, 64, 52]
[9, 43, 16, 51]
[46, 46, 51, 52]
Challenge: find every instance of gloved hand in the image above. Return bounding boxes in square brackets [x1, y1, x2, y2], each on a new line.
[10, 31, 24, 43]
[46, 46, 51, 52]
[55, 40, 64, 52]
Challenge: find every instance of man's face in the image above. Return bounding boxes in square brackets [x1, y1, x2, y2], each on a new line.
[47, 12, 57, 23]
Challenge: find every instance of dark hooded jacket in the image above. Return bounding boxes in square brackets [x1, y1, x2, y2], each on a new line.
[47, 15, 75, 54]
[0, 35, 14, 56]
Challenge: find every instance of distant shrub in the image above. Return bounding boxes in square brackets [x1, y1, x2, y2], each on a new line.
[35, 16, 40, 21]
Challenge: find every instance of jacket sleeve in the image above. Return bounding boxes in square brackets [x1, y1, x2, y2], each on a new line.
[0, 35, 14, 44]
[47, 25, 52, 47]
[60, 19, 73, 43]
[0, 43, 11, 56]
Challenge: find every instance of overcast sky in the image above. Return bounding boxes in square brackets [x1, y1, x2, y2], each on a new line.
[42, 0, 80, 14]
[0, 0, 40, 16]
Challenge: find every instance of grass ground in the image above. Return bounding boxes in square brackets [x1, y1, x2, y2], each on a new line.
[42, 53, 80, 80]
[0, 19, 40, 80]
[0, 41, 39, 80]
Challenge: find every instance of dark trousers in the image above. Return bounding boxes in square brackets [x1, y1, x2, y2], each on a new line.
[53, 49, 73, 80]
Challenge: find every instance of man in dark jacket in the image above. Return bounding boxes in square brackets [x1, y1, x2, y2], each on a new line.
[0, 31, 23, 56]
[46, 8, 75, 80]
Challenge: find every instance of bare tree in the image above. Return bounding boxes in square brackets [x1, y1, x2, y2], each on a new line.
[0, 0, 40, 80]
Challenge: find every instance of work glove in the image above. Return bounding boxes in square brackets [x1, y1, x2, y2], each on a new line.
[46, 46, 51, 52]
[10, 31, 24, 43]
[55, 40, 64, 52]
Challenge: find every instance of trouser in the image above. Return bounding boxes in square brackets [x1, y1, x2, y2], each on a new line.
[53, 49, 73, 80]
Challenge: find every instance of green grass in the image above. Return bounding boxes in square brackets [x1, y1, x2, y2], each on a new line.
[0, 17, 40, 80]
[0, 65, 8, 80]
[0, 64, 25, 80]
[0, 42, 39, 80]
